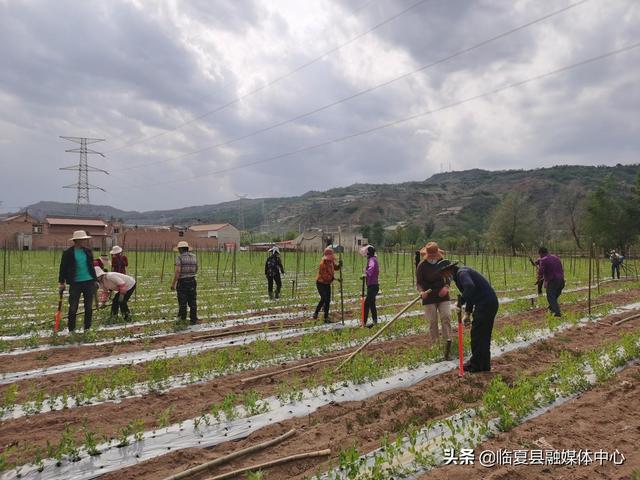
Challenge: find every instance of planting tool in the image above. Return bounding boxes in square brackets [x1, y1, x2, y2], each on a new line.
[241, 353, 350, 383]
[335, 292, 428, 372]
[456, 300, 464, 377]
[54, 287, 64, 333]
[163, 429, 296, 480]
[360, 276, 366, 327]
[338, 229, 344, 325]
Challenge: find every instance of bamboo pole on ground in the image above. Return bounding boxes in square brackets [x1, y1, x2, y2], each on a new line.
[163, 429, 297, 480]
[335, 293, 426, 372]
[206, 449, 331, 480]
[242, 354, 350, 383]
[613, 312, 640, 326]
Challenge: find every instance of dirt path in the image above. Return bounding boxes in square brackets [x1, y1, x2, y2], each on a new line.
[23, 309, 636, 480]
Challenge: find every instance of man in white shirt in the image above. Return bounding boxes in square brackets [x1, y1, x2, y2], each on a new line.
[95, 266, 136, 321]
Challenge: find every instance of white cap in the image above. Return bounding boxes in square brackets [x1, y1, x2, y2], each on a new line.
[94, 266, 106, 277]
[110, 245, 123, 255]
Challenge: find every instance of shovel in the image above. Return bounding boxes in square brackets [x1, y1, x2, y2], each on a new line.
[54, 287, 64, 333]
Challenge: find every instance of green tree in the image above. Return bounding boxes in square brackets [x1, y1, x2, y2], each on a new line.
[487, 193, 537, 255]
[585, 174, 639, 252]
[424, 219, 435, 239]
[370, 221, 384, 247]
[404, 224, 422, 246]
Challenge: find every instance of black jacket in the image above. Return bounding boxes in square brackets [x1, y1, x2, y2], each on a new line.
[59, 246, 97, 284]
[453, 267, 497, 313]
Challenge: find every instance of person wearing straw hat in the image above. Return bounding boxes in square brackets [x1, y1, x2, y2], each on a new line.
[265, 246, 285, 300]
[416, 242, 452, 360]
[95, 266, 136, 320]
[58, 230, 98, 332]
[171, 240, 199, 325]
[313, 246, 342, 323]
[437, 259, 498, 373]
[110, 245, 128, 274]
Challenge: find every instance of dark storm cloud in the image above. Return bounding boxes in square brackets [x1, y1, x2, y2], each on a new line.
[0, 0, 638, 212]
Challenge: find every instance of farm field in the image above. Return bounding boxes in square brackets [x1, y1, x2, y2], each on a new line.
[0, 249, 639, 480]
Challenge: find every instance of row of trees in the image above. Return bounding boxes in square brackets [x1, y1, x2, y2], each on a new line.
[488, 171, 640, 254]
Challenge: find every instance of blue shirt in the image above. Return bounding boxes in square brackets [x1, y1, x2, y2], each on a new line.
[453, 267, 497, 312]
[73, 248, 93, 283]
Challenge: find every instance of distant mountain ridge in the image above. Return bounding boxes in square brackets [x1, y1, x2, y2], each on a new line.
[21, 164, 639, 235]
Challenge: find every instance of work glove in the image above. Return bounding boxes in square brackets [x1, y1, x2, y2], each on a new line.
[462, 311, 471, 327]
[438, 286, 449, 297]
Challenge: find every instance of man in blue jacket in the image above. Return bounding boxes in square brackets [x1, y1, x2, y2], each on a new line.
[437, 259, 498, 373]
[58, 230, 98, 332]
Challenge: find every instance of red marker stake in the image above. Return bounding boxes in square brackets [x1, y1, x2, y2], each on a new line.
[457, 307, 464, 377]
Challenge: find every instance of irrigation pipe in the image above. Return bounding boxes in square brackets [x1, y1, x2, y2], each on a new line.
[335, 293, 425, 372]
[206, 449, 331, 480]
[193, 322, 307, 341]
[163, 429, 296, 480]
[241, 354, 350, 383]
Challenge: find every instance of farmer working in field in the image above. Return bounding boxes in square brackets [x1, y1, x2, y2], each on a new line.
[313, 246, 342, 323]
[437, 259, 498, 373]
[537, 246, 565, 317]
[416, 242, 452, 360]
[360, 245, 379, 328]
[95, 266, 136, 320]
[58, 230, 98, 332]
[171, 241, 199, 325]
[264, 246, 285, 300]
[110, 245, 128, 274]
[610, 249, 623, 279]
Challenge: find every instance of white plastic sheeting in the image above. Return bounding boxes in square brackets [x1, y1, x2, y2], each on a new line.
[5, 301, 639, 480]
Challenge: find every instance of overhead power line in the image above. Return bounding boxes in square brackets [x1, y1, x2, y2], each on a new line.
[104, 0, 431, 154]
[121, 0, 590, 172]
[128, 41, 640, 190]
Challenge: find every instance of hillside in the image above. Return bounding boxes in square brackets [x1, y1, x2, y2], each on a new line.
[22, 164, 639, 235]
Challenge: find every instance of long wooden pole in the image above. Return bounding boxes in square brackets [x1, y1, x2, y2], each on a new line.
[338, 227, 344, 325]
[163, 429, 297, 480]
[335, 293, 426, 372]
[587, 241, 593, 316]
[242, 353, 350, 383]
[207, 449, 331, 480]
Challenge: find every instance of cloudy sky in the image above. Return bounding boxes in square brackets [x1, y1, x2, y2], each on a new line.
[0, 0, 638, 212]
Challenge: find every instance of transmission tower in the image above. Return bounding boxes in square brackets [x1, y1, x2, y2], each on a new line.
[59, 136, 108, 215]
[235, 193, 248, 231]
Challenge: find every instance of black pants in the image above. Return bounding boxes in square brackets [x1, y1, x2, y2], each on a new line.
[111, 284, 136, 319]
[68, 280, 96, 332]
[468, 298, 499, 371]
[364, 284, 379, 323]
[612, 264, 620, 279]
[177, 277, 197, 323]
[267, 274, 282, 299]
[314, 281, 332, 320]
[546, 278, 565, 317]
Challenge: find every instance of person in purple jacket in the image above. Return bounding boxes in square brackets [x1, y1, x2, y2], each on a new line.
[361, 245, 380, 328]
[537, 246, 565, 317]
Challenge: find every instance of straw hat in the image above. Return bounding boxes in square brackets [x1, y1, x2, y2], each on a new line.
[110, 245, 123, 255]
[174, 240, 190, 251]
[69, 230, 92, 241]
[419, 241, 444, 260]
[436, 259, 458, 272]
[94, 266, 107, 278]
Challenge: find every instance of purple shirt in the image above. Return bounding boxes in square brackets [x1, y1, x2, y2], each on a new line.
[538, 254, 564, 286]
[365, 256, 379, 286]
